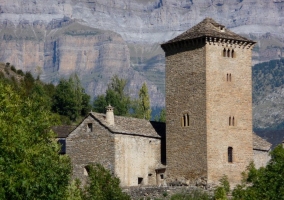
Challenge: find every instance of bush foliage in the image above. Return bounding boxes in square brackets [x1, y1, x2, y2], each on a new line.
[83, 164, 131, 200]
[232, 145, 284, 200]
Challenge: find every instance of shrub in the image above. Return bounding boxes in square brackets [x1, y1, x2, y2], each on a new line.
[83, 164, 131, 200]
[17, 69, 24, 76]
[232, 145, 284, 200]
[214, 175, 230, 200]
[10, 65, 16, 72]
[170, 189, 212, 200]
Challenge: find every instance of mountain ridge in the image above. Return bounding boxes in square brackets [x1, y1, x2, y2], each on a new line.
[0, 0, 284, 129]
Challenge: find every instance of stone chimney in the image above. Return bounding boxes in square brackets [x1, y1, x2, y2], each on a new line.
[105, 105, 114, 125]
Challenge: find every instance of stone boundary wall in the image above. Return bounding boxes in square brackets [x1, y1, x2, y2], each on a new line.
[124, 185, 215, 200]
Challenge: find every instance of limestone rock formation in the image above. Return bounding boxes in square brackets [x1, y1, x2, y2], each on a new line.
[0, 0, 284, 125]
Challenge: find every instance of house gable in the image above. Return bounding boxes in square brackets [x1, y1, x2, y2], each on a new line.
[66, 114, 116, 184]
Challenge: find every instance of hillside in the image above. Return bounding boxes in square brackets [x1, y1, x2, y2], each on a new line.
[0, 0, 284, 106]
[253, 58, 284, 129]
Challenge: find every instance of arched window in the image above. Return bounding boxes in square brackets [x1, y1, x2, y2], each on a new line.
[227, 73, 228, 81]
[229, 74, 232, 82]
[228, 147, 233, 163]
[231, 49, 235, 58]
[227, 49, 230, 57]
[232, 117, 235, 126]
[229, 116, 231, 126]
[223, 48, 226, 57]
[181, 114, 190, 127]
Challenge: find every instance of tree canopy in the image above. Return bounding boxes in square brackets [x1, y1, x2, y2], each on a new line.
[93, 76, 154, 120]
[93, 75, 131, 116]
[52, 74, 91, 122]
[136, 82, 151, 120]
[0, 81, 71, 199]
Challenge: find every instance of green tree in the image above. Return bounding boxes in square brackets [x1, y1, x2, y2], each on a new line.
[232, 145, 284, 200]
[22, 71, 35, 96]
[52, 78, 78, 121]
[81, 93, 91, 116]
[52, 74, 91, 121]
[93, 75, 131, 116]
[93, 94, 108, 113]
[159, 108, 166, 122]
[0, 82, 71, 200]
[83, 164, 131, 200]
[155, 108, 166, 122]
[136, 83, 151, 120]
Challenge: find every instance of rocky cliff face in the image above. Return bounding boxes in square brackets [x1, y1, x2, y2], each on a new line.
[0, 0, 284, 125]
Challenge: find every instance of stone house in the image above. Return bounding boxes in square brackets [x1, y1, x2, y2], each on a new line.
[65, 105, 166, 187]
[53, 18, 272, 187]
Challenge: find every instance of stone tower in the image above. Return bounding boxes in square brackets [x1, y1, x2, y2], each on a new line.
[161, 18, 256, 185]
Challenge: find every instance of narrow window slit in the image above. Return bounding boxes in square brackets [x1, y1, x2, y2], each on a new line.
[228, 147, 233, 163]
[187, 114, 189, 126]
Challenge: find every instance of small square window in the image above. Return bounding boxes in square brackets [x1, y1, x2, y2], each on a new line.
[138, 177, 143, 185]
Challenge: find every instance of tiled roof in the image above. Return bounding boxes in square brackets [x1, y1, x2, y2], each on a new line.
[52, 125, 76, 138]
[90, 112, 164, 138]
[253, 134, 272, 151]
[162, 18, 255, 45]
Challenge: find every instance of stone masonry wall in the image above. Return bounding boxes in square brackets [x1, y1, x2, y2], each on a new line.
[253, 150, 270, 169]
[66, 115, 115, 184]
[165, 43, 207, 184]
[206, 43, 253, 185]
[115, 135, 161, 187]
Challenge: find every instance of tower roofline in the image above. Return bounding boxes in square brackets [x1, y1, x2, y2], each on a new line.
[161, 18, 256, 50]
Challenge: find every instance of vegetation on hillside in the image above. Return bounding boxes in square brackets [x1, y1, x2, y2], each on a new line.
[0, 63, 92, 124]
[93, 75, 154, 120]
[0, 63, 131, 199]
